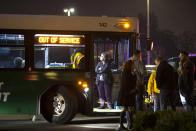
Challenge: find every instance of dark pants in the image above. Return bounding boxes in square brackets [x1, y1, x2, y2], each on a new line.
[160, 89, 176, 111]
[97, 81, 112, 107]
[136, 85, 144, 111]
[179, 91, 194, 111]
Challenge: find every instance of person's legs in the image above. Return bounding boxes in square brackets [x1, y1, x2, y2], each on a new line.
[126, 107, 135, 130]
[186, 93, 194, 111]
[184, 94, 193, 111]
[104, 83, 112, 108]
[154, 93, 160, 112]
[168, 90, 176, 111]
[136, 86, 144, 111]
[117, 107, 127, 130]
[179, 91, 192, 111]
[157, 93, 160, 111]
[159, 89, 167, 111]
[97, 81, 105, 108]
[179, 92, 188, 111]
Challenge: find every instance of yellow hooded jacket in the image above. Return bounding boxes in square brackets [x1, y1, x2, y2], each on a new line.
[72, 52, 84, 69]
[147, 70, 160, 95]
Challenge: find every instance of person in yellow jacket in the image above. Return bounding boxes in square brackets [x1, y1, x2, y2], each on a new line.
[71, 50, 85, 69]
[147, 70, 160, 112]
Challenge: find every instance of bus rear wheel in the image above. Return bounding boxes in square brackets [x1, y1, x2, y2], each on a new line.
[41, 86, 78, 124]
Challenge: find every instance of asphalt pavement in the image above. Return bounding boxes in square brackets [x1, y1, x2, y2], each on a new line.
[0, 107, 195, 131]
[0, 114, 120, 131]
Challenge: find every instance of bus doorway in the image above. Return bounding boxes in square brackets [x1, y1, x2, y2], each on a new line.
[93, 34, 135, 112]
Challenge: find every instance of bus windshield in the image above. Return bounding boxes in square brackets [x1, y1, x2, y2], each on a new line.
[34, 34, 86, 70]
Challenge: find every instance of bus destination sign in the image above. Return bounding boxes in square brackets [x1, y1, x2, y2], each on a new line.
[37, 36, 81, 44]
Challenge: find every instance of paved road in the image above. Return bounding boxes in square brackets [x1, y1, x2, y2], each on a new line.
[0, 107, 195, 131]
[0, 115, 121, 131]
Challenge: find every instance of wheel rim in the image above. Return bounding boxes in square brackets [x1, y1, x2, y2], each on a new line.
[53, 93, 66, 116]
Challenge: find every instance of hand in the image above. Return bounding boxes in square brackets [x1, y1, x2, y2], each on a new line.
[151, 94, 155, 100]
[179, 62, 183, 68]
[141, 80, 145, 86]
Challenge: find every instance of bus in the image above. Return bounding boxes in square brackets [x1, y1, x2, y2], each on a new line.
[0, 14, 140, 123]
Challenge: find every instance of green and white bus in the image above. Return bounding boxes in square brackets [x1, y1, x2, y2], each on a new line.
[0, 14, 140, 123]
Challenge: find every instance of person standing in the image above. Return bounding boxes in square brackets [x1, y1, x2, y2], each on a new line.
[71, 49, 85, 69]
[117, 60, 137, 130]
[131, 50, 147, 111]
[178, 51, 195, 111]
[147, 69, 160, 112]
[95, 52, 113, 109]
[155, 57, 176, 111]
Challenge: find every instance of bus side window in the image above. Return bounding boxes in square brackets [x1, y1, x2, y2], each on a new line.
[0, 34, 25, 69]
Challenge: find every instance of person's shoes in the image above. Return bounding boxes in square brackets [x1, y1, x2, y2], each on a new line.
[106, 106, 113, 109]
[127, 128, 133, 131]
[116, 124, 127, 131]
[97, 106, 105, 109]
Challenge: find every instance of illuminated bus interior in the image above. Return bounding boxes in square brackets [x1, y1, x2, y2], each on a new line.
[93, 36, 132, 112]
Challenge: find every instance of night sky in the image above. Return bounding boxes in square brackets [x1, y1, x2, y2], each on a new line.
[0, 0, 196, 34]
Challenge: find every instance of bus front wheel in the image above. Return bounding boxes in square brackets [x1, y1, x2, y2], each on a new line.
[41, 86, 78, 124]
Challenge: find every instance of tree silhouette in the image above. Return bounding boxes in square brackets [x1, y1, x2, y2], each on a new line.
[138, 12, 179, 63]
[175, 31, 196, 53]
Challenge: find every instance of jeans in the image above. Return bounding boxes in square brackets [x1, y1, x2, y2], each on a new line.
[97, 81, 112, 107]
[154, 93, 160, 112]
[160, 89, 176, 111]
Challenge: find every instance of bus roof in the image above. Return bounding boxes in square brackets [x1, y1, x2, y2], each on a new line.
[0, 14, 139, 33]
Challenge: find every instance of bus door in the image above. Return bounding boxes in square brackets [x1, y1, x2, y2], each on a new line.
[93, 35, 131, 112]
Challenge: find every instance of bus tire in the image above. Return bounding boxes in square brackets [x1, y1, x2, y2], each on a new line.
[41, 86, 78, 124]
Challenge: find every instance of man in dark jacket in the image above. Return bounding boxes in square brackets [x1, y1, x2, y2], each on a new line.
[155, 57, 176, 111]
[178, 51, 195, 111]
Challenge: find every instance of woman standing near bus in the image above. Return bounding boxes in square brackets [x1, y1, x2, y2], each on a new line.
[95, 52, 113, 109]
[117, 60, 137, 130]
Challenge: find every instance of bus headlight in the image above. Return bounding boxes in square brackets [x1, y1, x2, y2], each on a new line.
[84, 88, 89, 92]
[82, 81, 88, 88]
[78, 81, 82, 85]
[78, 80, 89, 92]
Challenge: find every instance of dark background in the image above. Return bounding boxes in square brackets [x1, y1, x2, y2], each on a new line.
[1, 0, 196, 63]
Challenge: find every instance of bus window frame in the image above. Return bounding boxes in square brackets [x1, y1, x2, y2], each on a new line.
[0, 31, 26, 71]
[0, 30, 135, 74]
[31, 31, 91, 72]
[0, 30, 92, 72]
[91, 31, 134, 68]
